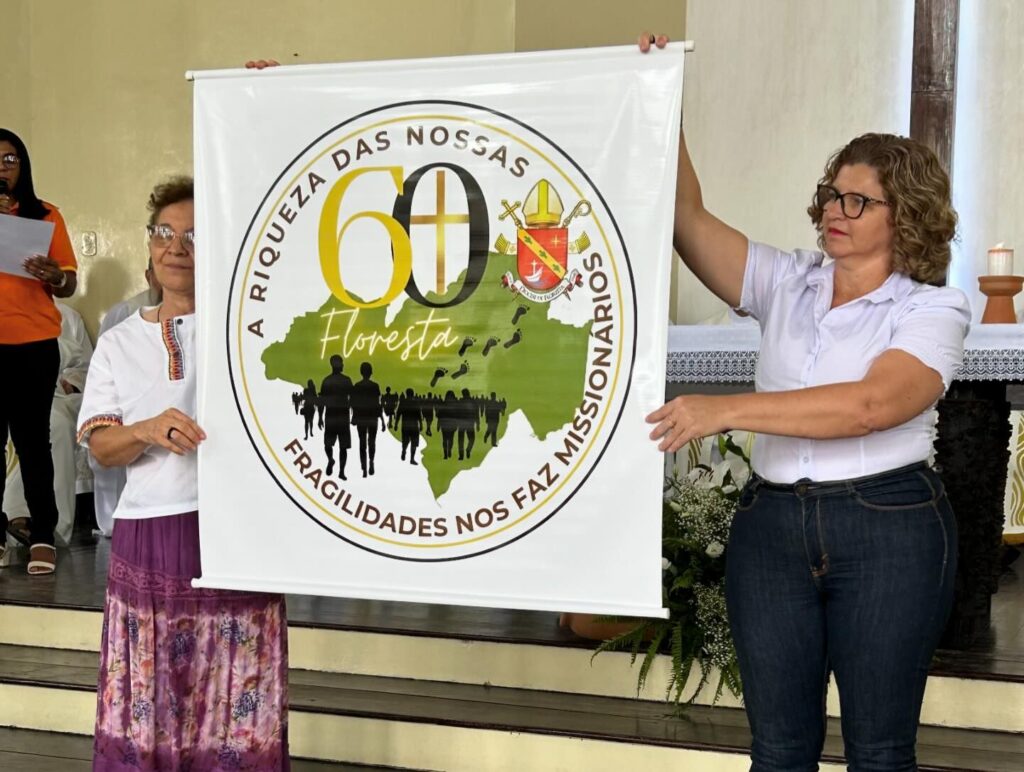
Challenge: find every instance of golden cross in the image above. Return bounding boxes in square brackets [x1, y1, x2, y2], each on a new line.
[499, 199, 524, 228]
[410, 170, 471, 295]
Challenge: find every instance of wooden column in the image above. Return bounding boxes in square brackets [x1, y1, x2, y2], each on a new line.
[910, 0, 960, 176]
[914, 1, 1006, 652]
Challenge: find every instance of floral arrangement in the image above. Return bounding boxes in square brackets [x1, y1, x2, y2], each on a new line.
[595, 433, 751, 710]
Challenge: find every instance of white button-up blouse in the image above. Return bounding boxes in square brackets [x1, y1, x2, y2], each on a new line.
[77, 311, 198, 519]
[739, 241, 971, 484]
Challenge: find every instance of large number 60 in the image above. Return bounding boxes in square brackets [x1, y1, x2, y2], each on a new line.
[318, 163, 489, 310]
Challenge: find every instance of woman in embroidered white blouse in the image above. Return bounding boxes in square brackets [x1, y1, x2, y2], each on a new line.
[641, 34, 970, 772]
[78, 178, 289, 770]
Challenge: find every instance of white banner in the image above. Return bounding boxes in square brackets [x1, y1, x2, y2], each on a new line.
[192, 44, 684, 616]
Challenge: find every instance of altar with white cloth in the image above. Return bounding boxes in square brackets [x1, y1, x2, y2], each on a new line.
[665, 322, 1024, 648]
[667, 323, 1024, 386]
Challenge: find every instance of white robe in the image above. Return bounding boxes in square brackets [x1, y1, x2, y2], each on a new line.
[3, 303, 94, 545]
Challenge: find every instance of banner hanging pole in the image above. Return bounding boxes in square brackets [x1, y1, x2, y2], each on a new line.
[185, 41, 695, 81]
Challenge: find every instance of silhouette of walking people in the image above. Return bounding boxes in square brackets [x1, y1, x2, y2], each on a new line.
[397, 388, 422, 465]
[457, 388, 480, 460]
[421, 392, 435, 437]
[483, 391, 507, 447]
[300, 380, 318, 440]
[320, 354, 353, 479]
[382, 386, 398, 429]
[431, 393, 443, 433]
[292, 391, 302, 415]
[297, 354, 512, 468]
[350, 362, 385, 478]
[438, 390, 458, 460]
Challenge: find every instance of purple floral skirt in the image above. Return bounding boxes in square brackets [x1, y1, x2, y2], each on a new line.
[93, 512, 290, 771]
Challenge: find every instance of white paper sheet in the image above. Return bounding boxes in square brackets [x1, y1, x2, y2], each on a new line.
[0, 213, 55, 277]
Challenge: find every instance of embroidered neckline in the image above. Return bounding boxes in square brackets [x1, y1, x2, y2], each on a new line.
[161, 318, 185, 381]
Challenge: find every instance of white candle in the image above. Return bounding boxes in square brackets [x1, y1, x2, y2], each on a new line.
[988, 243, 1014, 276]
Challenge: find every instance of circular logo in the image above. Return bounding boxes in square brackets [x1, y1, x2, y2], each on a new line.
[228, 101, 636, 561]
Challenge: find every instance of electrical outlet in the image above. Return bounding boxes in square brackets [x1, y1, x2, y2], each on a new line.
[81, 231, 97, 257]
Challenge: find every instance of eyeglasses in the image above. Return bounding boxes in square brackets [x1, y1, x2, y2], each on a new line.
[815, 184, 890, 220]
[147, 224, 195, 252]
[1, 153, 20, 170]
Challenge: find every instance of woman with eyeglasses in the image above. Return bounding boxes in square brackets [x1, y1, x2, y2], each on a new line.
[0, 128, 79, 575]
[640, 35, 969, 771]
[78, 177, 290, 770]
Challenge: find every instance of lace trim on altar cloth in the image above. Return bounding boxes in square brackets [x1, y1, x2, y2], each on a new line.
[958, 349, 1024, 381]
[666, 348, 1024, 383]
[666, 351, 759, 383]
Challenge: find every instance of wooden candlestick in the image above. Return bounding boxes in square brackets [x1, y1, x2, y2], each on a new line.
[978, 275, 1024, 324]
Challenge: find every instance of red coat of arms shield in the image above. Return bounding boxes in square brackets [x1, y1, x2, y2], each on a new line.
[516, 228, 568, 291]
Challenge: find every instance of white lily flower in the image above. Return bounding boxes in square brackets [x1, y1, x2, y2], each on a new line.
[730, 462, 751, 487]
[710, 460, 732, 488]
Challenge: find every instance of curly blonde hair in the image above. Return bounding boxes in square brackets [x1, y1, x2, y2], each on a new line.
[147, 176, 194, 227]
[806, 134, 957, 284]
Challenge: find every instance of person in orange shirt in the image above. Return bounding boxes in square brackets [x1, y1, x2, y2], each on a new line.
[0, 128, 78, 575]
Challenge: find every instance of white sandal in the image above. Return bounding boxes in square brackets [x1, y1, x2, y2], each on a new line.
[27, 544, 56, 576]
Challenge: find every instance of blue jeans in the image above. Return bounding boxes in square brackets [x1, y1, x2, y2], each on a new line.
[725, 462, 956, 771]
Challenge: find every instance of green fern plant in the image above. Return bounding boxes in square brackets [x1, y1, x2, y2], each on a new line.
[593, 434, 749, 712]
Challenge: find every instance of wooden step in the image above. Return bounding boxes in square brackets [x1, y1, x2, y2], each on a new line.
[2, 536, 1022, 743]
[2, 597, 1021, 734]
[0, 726, 411, 771]
[0, 644, 1022, 771]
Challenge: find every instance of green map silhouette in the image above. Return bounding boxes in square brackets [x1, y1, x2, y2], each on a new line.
[262, 252, 591, 499]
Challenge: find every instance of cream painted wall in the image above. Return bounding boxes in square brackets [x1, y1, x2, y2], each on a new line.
[14, 0, 516, 336]
[514, 0, 684, 51]
[951, 0, 1024, 321]
[676, 0, 914, 323]
[0, 0, 31, 140]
